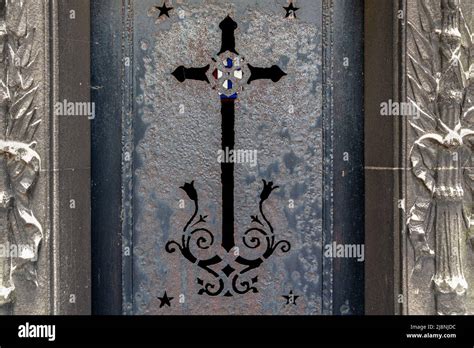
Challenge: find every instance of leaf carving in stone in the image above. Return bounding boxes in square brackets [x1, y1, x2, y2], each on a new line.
[407, 0, 474, 315]
[0, 0, 42, 308]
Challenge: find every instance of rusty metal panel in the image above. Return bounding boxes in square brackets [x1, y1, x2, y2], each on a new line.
[91, 0, 364, 315]
[131, 0, 324, 315]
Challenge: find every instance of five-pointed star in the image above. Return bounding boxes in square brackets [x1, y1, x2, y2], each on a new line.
[283, 290, 299, 305]
[283, 2, 299, 18]
[156, 2, 173, 18]
[157, 291, 174, 308]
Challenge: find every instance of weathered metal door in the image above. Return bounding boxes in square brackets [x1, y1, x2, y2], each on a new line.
[91, 0, 364, 315]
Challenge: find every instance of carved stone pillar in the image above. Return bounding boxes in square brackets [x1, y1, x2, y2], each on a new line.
[405, 0, 474, 315]
[0, 0, 90, 315]
[365, 0, 474, 315]
[366, 0, 473, 315]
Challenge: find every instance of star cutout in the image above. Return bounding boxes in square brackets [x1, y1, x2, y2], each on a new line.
[157, 291, 174, 308]
[283, 2, 299, 18]
[283, 290, 299, 305]
[156, 2, 173, 18]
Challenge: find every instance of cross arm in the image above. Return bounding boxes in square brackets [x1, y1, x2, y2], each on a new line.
[247, 64, 287, 84]
[172, 65, 210, 83]
[217, 15, 238, 55]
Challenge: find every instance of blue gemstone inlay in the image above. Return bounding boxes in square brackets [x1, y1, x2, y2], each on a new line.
[220, 93, 238, 100]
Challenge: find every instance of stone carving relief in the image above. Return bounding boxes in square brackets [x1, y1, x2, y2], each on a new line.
[407, 0, 473, 314]
[0, 0, 42, 307]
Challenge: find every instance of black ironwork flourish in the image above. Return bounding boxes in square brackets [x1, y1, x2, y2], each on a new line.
[166, 180, 291, 297]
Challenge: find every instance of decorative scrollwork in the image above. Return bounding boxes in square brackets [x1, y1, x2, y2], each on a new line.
[166, 180, 291, 297]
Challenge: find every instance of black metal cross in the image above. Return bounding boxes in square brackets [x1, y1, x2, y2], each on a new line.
[172, 16, 286, 252]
